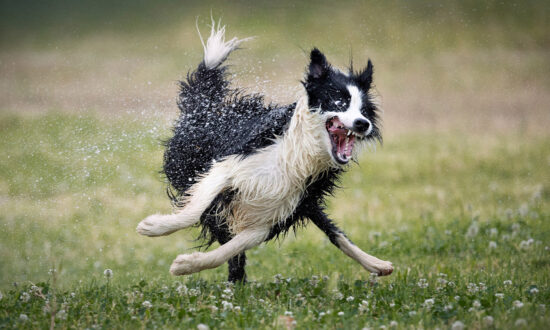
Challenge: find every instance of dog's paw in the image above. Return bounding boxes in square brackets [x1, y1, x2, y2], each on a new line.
[373, 260, 394, 276]
[170, 252, 204, 275]
[136, 214, 177, 237]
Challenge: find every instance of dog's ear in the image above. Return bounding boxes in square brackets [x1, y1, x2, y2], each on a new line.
[357, 59, 374, 89]
[308, 48, 329, 80]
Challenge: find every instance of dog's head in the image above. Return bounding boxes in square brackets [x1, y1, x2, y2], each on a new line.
[303, 48, 380, 165]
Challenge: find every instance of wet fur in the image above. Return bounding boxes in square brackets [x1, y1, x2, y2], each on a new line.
[137, 20, 393, 282]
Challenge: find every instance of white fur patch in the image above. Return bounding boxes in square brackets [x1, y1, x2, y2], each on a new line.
[218, 96, 334, 233]
[197, 18, 252, 69]
[137, 163, 230, 236]
[170, 227, 269, 275]
[336, 85, 370, 132]
[335, 234, 393, 275]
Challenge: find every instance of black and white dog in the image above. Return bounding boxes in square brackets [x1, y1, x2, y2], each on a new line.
[137, 21, 393, 282]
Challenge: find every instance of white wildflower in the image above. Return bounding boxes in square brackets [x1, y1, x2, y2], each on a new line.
[444, 304, 453, 311]
[284, 311, 293, 316]
[319, 312, 326, 318]
[467, 282, 479, 294]
[437, 278, 448, 286]
[495, 293, 504, 299]
[389, 321, 398, 327]
[479, 282, 487, 291]
[519, 239, 534, 250]
[423, 298, 435, 310]
[19, 314, 28, 322]
[504, 280, 512, 286]
[417, 278, 428, 288]
[332, 290, 344, 300]
[358, 300, 370, 313]
[222, 300, 233, 311]
[514, 318, 527, 327]
[489, 241, 497, 249]
[483, 316, 494, 326]
[221, 288, 233, 300]
[20, 292, 30, 302]
[513, 300, 524, 309]
[188, 288, 200, 296]
[176, 284, 188, 295]
[454, 295, 460, 301]
[142, 300, 153, 309]
[447, 281, 456, 287]
[338, 311, 344, 316]
[197, 324, 210, 330]
[103, 269, 113, 278]
[346, 296, 355, 302]
[451, 321, 465, 330]
[210, 305, 218, 312]
[530, 287, 539, 294]
[233, 306, 241, 312]
[389, 302, 395, 308]
[511, 223, 520, 232]
[408, 311, 417, 316]
[489, 228, 498, 237]
[273, 274, 283, 284]
[472, 300, 481, 309]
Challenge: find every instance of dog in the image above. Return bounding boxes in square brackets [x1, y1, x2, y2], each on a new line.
[137, 20, 393, 282]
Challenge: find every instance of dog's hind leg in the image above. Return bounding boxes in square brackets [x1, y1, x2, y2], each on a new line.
[228, 252, 247, 283]
[137, 164, 230, 237]
[217, 232, 248, 283]
[309, 206, 393, 276]
[170, 227, 268, 276]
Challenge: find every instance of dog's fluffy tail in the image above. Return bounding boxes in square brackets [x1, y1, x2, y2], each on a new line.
[198, 18, 252, 69]
[177, 18, 251, 112]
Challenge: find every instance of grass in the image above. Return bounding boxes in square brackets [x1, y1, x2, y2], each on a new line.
[0, 0, 549, 328]
[0, 113, 548, 328]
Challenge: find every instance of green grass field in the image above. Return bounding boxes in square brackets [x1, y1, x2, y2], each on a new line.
[0, 114, 548, 328]
[1, 0, 549, 328]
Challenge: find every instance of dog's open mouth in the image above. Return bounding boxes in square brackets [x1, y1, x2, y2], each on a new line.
[326, 117, 357, 165]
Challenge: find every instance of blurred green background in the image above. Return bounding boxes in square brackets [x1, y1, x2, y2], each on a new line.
[1, 0, 549, 289]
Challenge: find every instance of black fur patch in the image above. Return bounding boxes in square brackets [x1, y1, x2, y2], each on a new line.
[163, 63, 295, 197]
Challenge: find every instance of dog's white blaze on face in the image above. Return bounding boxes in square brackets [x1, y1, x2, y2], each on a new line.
[336, 85, 372, 135]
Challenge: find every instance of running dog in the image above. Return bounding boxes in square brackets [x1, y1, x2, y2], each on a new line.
[137, 20, 393, 282]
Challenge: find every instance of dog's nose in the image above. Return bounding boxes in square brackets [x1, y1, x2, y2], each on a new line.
[353, 118, 371, 134]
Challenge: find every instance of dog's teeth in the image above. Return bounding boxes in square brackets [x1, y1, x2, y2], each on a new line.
[347, 130, 351, 137]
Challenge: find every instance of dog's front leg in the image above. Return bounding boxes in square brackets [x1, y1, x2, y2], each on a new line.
[309, 207, 393, 276]
[137, 163, 230, 237]
[170, 227, 269, 275]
